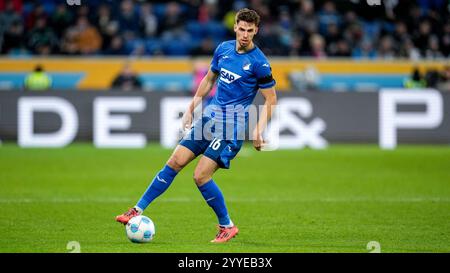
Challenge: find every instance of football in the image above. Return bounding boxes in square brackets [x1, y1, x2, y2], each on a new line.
[125, 216, 155, 243]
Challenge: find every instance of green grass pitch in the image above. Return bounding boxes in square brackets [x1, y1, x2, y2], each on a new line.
[0, 143, 449, 253]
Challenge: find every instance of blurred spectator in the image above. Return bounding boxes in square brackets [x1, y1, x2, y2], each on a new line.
[118, 0, 140, 39]
[403, 67, 426, 88]
[0, 0, 449, 58]
[50, 3, 73, 38]
[95, 4, 112, 32]
[352, 39, 377, 59]
[256, 21, 287, 55]
[223, 1, 245, 36]
[288, 34, 304, 56]
[60, 27, 77, 55]
[425, 35, 444, 59]
[292, 0, 318, 55]
[76, 5, 91, 21]
[140, 2, 158, 38]
[1, 18, 24, 54]
[332, 39, 351, 57]
[289, 65, 320, 92]
[413, 20, 433, 56]
[160, 26, 192, 55]
[190, 37, 215, 56]
[398, 38, 421, 60]
[293, 0, 318, 35]
[98, 20, 120, 53]
[24, 64, 52, 91]
[130, 42, 146, 57]
[26, 17, 58, 55]
[25, 3, 47, 31]
[277, 6, 292, 51]
[392, 21, 410, 44]
[343, 20, 364, 46]
[324, 22, 342, 53]
[437, 66, 450, 92]
[424, 69, 440, 88]
[70, 16, 102, 55]
[198, 0, 219, 23]
[318, 1, 341, 36]
[105, 35, 127, 55]
[0, 0, 22, 12]
[0, 0, 21, 35]
[112, 62, 142, 91]
[159, 2, 185, 36]
[94, 3, 115, 51]
[440, 21, 450, 57]
[308, 33, 327, 59]
[405, 4, 422, 34]
[376, 36, 395, 59]
[249, 0, 271, 22]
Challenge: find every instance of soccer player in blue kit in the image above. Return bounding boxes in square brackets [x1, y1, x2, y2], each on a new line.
[116, 8, 277, 243]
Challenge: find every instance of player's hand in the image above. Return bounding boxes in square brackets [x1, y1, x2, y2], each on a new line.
[181, 111, 193, 131]
[252, 132, 265, 151]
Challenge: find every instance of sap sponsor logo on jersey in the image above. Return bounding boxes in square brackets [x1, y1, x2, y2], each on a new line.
[220, 68, 242, 84]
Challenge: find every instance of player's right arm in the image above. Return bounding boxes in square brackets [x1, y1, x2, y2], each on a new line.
[181, 69, 218, 130]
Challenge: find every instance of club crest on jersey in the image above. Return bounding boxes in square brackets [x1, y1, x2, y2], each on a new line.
[220, 68, 242, 84]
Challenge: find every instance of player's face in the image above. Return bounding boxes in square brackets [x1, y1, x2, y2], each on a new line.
[234, 21, 258, 48]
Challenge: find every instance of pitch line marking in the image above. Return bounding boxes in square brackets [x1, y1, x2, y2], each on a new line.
[0, 197, 449, 203]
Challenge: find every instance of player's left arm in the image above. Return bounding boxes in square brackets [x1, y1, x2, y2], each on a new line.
[253, 86, 277, 151]
[253, 58, 277, 151]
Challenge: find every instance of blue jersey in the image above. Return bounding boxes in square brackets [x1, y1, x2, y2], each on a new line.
[201, 40, 276, 140]
[180, 41, 275, 167]
[210, 40, 276, 108]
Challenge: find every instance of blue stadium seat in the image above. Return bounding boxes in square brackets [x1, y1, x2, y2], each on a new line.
[125, 39, 145, 55]
[161, 40, 191, 56]
[22, 2, 34, 17]
[186, 21, 205, 39]
[145, 38, 163, 55]
[153, 3, 167, 21]
[205, 21, 227, 39]
[186, 21, 227, 41]
[42, 2, 56, 15]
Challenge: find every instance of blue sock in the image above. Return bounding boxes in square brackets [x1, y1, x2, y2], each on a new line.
[136, 165, 178, 211]
[198, 179, 231, 226]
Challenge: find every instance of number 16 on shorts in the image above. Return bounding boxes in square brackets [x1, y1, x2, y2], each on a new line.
[209, 138, 222, 150]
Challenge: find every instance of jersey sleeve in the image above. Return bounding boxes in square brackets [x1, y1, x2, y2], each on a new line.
[210, 42, 223, 74]
[255, 60, 276, 89]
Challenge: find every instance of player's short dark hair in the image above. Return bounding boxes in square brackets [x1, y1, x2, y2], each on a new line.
[235, 8, 260, 27]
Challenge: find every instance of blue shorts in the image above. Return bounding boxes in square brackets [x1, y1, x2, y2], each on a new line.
[179, 117, 244, 169]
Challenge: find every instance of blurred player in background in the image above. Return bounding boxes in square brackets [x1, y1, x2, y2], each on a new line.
[116, 8, 277, 243]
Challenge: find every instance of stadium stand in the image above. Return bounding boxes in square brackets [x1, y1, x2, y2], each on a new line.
[0, 0, 449, 91]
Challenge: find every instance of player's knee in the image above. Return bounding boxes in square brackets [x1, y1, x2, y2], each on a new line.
[167, 155, 187, 172]
[193, 170, 210, 186]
